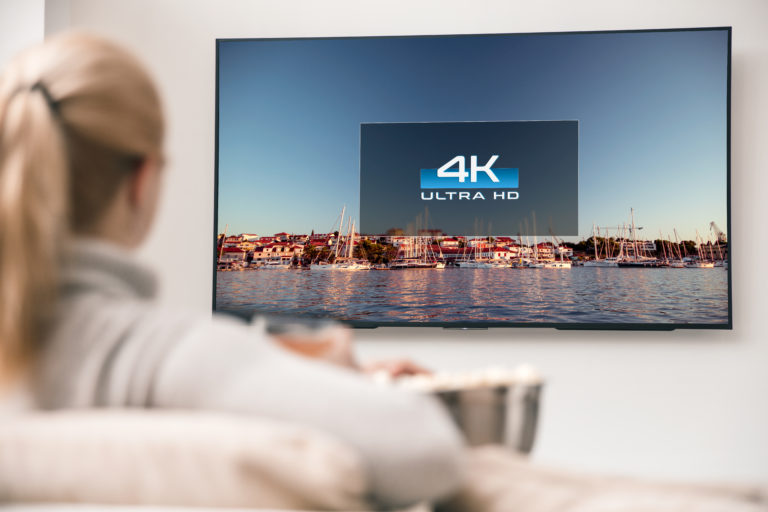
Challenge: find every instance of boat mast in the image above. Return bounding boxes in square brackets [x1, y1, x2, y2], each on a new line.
[334, 205, 346, 260]
[218, 223, 228, 263]
[593, 224, 598, 260]
[695, 229, 703, 261]
[617, 224, 624, 260]
[347, 218, 355, 259]
[630, 208, 639, 262]
[673, 229, 683, 259]
[711, 224, 724, 261]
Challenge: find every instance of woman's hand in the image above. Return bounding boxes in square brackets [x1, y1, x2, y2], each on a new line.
[273, 325, 358, 369]
[362, 359, 432, 378]
[272, 325, 432, 378]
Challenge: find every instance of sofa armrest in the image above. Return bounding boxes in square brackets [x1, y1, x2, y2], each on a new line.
[0, 410, 368, 511]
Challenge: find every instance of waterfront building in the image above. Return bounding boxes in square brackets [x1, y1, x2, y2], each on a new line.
[389, 236, 411, 247]
[219, 246, 247, 263]
[440, 237, 461, 248]
[483, 248, 513, 260]
[494, 236, 515, 247]
[700, 240, 728, 261]
[536, 242, 555, 260]
[223, 235, 242, 247]
[250, 243, 303, 264]
[430, 246, 467, 263]
[310, 233, 331, 242]
[238, 240, 257, 251]
[307, 238, 331, 247]
[267, 242, 302, 256]
[251, 247, 268, 263]
[467, 238, 489, 248]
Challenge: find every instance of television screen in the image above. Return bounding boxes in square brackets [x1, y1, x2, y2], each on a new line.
[214, 28, 731, 329]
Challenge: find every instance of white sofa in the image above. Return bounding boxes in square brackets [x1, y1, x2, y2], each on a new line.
[0, 410, 380, 511]
[1, 411, 765, 512]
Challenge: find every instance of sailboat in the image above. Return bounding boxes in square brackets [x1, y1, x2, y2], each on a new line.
[528, 233, 571, 269]
[313, 211, 372, 271]
[684, 230, 715, 268]
[528, 260, 572, 269]
[390, 237, 440, 269]
[455, 238, 507, 268]
[312, 206, 348, 271]
[617, 209, 662, 267]
[528, 244, 572, 268]
[431, 242, 447, 269]
[663, 230, 685, 268]
[510, 233, 533, 268]
[583, 224, 619, 267]
[685, 260, 716, 269]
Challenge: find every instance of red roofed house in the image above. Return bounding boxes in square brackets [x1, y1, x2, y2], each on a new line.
[536, 242, 555, 261]
[307, 238, 330, 247]
[467, 238, 489, 248]
[483, 247, 513, 260]
[223, 235, 242, 248]
[219, 246, 246, 263]
[440, 237, 461, 248]
[239, 240, 257, 251]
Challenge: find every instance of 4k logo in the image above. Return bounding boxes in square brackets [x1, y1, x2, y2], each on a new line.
[438, 155, 500, 183]
[420, 155, 518, 189]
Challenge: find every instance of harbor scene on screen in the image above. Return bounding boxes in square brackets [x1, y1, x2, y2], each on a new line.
[215, 29, 730, 326]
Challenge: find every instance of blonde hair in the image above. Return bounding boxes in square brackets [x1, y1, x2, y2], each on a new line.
[0, 32, 164, 383]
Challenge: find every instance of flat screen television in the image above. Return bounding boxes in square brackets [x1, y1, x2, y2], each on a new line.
[213, 27, 731, 330]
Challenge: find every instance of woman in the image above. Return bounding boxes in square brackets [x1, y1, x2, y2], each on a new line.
[0, 32, 463, 508]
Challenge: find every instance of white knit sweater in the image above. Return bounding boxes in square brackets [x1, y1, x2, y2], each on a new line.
[29, 239, 464, 509]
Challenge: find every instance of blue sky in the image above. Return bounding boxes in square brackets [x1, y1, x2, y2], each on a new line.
[217, 29, 728, 242]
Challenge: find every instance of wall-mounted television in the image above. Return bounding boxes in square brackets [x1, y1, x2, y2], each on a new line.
[214, 27, 731, 330]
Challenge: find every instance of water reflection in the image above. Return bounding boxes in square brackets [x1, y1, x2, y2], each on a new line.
[216, 267, 729, 324]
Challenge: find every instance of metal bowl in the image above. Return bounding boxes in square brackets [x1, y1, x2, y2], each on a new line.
[434, 383, 543, 454]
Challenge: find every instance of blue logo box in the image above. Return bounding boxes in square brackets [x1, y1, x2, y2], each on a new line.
[419, 167, 519, 189]
[359, 120, 578, 236]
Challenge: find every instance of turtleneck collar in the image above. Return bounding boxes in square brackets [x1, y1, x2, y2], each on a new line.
[60, 238, 157, 300]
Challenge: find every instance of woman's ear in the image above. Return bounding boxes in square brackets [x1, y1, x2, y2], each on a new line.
[128, 155, 161, 210]
[123, 154, 163, 247]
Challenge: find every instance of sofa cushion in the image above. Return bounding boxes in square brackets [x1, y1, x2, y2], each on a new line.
[438, 446, 767, 512]
[0, 410, 368, 511]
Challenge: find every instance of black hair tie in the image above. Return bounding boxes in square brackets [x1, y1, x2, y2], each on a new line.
[30, 81, 60, 116]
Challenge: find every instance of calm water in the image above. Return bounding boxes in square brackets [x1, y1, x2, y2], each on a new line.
[216, 267, 729, 324]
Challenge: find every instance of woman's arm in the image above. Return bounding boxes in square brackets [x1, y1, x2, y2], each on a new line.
[148, 315, 465, 508]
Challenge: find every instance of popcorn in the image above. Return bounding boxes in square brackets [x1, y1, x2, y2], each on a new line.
[376, 364, 543, 391]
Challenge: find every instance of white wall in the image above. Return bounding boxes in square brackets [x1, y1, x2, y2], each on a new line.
[0, 0, 44, 67]
[42, 0, 768, 484]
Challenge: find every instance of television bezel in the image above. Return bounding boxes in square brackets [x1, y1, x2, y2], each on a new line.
[212, 26, 732, 331]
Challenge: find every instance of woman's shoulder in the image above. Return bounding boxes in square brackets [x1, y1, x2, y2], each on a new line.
[40, 288, 265, 409]
[40, 237, 267, 408]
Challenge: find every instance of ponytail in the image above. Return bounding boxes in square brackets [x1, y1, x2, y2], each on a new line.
[0, 81, 68, 383]
[0, 33, 164, 385]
